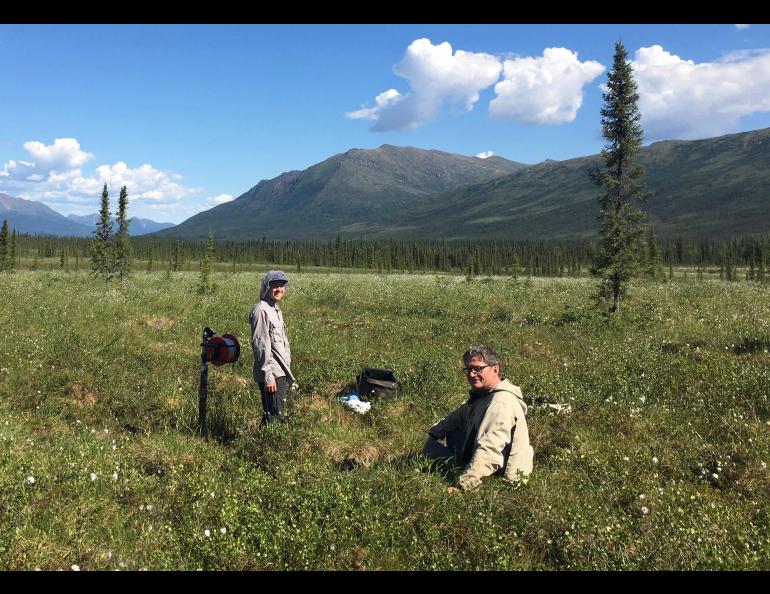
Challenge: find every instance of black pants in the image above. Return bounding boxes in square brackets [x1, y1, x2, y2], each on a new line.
[258, 376, 288, 424]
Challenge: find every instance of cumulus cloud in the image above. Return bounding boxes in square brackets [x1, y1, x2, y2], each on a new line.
[347, 38, 502, 131]
[631, 45, 770, 141]
[23, 138, 94, 173]
[476, 151, 495, 159]
[346, 89, 402, 120]
[0, 139, 198, 218]
[489, 47, 605, 124]
[205, 193, 234, 207]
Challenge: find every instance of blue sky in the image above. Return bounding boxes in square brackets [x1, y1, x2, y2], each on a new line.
[2, 24, 770, 224]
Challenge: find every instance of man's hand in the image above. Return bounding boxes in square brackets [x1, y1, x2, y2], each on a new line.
[265, 381, 277, 393]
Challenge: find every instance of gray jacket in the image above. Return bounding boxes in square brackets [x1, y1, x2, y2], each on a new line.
[249, 298, 294, 385]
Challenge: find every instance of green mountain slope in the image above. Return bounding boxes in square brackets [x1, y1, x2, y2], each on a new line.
[158, 145, 526, 240]
[159, 128, 770, 241]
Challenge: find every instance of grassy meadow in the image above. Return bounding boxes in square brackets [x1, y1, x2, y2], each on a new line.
[1, 269, 769, 570]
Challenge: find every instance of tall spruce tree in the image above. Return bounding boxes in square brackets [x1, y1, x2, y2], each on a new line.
[115, 185, 132, 283]
[591, 41, 651, 312]
[90, 183, 114, 282]
[0, 219, 8, 272]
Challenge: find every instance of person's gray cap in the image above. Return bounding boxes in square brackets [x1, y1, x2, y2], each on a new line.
[261, 270, 289, 297]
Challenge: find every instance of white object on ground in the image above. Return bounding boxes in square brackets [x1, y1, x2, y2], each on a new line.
[339, 393, 371, 414]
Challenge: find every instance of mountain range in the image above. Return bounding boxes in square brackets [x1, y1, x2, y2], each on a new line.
[158, 128, 770, 241]
[65, 213, 175, 236]
[0, 194, 174, 237]
[4, 126, 770, 241]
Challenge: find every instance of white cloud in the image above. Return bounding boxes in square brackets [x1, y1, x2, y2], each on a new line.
[1, 159, 37, 181]
[0, 138, 198, 220]
[631, 45, 770, 141]
[205, 193, 234, 207]
[489, 47, 605, 124]
[735, 24, 750, 30]
[346, 89, 402, 120]
[476, 151, 495, 159]
[348, 38, 502, 131]
[23, 138, 94, 174]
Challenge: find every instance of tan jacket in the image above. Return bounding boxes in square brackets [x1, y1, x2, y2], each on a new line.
[249, 298, 294, 385]
[428, 379, 534, 490]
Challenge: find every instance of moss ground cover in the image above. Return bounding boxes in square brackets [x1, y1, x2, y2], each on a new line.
[0, 270, 768, 569]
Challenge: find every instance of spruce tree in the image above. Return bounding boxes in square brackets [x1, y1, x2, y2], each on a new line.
[591, 41, 651, 312]
[0, 219, 8, 272]
[90, 183, 114, 282]
[8, 230, 16, 270]
[197, 232, 214, 294]
[115, 185, 132, 283]
[645, 226, 663, 280]
[172, 241, 182, 272]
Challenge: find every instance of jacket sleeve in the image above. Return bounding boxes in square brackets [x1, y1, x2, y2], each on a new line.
[428, 405, 465, 440]
[250, 305, 275, 384]
[458, 399, 515, 491]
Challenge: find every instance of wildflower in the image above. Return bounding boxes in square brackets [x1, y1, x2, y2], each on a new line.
[641, 507, 649, 515]
[71, 564, 80, 571]
[762, 462, 767, 469]
[25, 476, 35, 484]
[220, 527, 227, 534]
[712, 473, 719, 479]
[639, 494, 646, 500]
[623, 456, 630, 462]
[652, 457, 659, 464]
[204, 529, 211, 538]
[90, 473, 97, 481]
[112, 472, 118, 481]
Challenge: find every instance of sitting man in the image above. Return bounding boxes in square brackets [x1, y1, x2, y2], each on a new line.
[423, 345, 534, 491]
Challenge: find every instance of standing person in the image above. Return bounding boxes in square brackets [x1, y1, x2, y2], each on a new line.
[423, 346, 533, 491]
[249, 270, 295, 424]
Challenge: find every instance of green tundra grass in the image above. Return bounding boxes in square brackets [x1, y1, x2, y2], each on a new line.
[0, 270, 768, 570]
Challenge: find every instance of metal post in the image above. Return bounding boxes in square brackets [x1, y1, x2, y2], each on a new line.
[198, 327, 215, 435]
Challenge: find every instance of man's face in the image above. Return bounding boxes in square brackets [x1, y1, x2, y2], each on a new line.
[464, 356, 500, 391]
[268, 280, 287, 302]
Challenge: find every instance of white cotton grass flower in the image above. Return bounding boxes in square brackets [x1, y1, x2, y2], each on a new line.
[71, 564, 80, 571]
[623, 456, 630, 462]
[220, 527, 227, 534]
[204, 529, 211, 538]
[25, 476, 35, 484]
[652, 457, 659, 464]
[90, 473, 97, 481]
[112, 472, 118, 481]
[641, 507, 649, 515]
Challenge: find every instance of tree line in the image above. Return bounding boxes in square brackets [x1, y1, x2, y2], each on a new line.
[5, 231, 769, 280]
